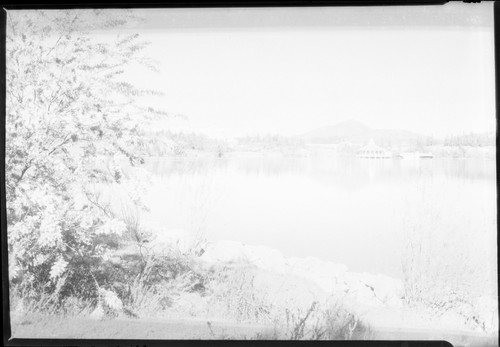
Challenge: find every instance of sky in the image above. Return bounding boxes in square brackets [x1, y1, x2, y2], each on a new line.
[102, 3, 495, 138]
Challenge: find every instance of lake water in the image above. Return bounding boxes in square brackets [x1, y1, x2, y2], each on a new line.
[137, 152, 496, 280]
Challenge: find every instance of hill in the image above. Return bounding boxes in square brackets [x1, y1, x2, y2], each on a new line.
[302, 120, 420, 145]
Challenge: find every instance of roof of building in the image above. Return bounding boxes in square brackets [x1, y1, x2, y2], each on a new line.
[359, 138, 384, 152]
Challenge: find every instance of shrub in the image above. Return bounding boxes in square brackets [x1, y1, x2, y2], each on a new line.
[400, 184, 496, 332]
[252, 300, 372, 340]
[205, 264, 273, 324]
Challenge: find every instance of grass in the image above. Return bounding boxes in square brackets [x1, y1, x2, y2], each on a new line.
[254, 300, 373, 340]
[12, 197, 491, 341]
[11, 313, 267, 339]
[204, 263, 274, 324]
[10, 305, 371, 340]
[9, 226, 495, 342]
[9, 253, 374, 340]
[11, 256, 494, 344]
[11, 310, 498, 344]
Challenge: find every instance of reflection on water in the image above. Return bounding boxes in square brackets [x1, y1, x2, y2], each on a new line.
[142, 154, 496, 279]
[147, 154, 496, 185]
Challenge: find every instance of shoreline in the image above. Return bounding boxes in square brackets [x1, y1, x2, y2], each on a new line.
[152, 237, 497, 336]
[10, 236, 498, 343]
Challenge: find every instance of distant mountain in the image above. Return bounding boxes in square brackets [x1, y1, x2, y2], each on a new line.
[301, 120, 420, 145]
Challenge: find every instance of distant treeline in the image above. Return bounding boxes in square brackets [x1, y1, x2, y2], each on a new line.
[369, 132, 496, 150]
[442, 132, 495, 147]
[411, 132, 495, 149]
[142, 130, 494, 157]
[143, 130, 229, 156]
[235, 134, 305, 151]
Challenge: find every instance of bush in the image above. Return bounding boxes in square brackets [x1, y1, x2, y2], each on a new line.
[202, 263, 371, 340]
[400, 184, 496, 332]
[204, 264, 273, 324]
[252, 300, 372, 340]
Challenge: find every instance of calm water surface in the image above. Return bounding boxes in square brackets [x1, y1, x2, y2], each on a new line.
[140, 153, 496, 279]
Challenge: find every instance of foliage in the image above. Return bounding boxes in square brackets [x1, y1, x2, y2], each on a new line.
[142, 130, 231, 157]
[205, 264, 273, 324]
[6, 10, 164, 306]
[400, 183, 495, 332]
[203, 263, 371, 340]
[443, 132, 495, 147]
[251, 300, 372, 340]
[235, 134, 305, 152]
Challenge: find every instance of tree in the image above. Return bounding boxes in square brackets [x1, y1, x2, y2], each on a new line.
[6, 10, 164, 307]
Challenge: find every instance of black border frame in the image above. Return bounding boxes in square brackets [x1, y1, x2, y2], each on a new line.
[0, 1, 496, 346]
[0, 0, 449, 9]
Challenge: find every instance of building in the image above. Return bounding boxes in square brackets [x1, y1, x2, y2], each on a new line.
[356, 139, 391, 159]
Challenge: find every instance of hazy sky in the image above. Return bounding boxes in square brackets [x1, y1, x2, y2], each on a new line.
[106, 3, 495, 138]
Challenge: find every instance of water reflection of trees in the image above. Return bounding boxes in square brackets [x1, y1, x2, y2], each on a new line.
[398, 158, 496, 182]
[232, 155, 496, 190]
[145, 155, 495, 188]
[146, 157, 230, 178]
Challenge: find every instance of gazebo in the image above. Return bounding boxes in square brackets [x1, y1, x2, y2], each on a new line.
[357, 139, 391, 159]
